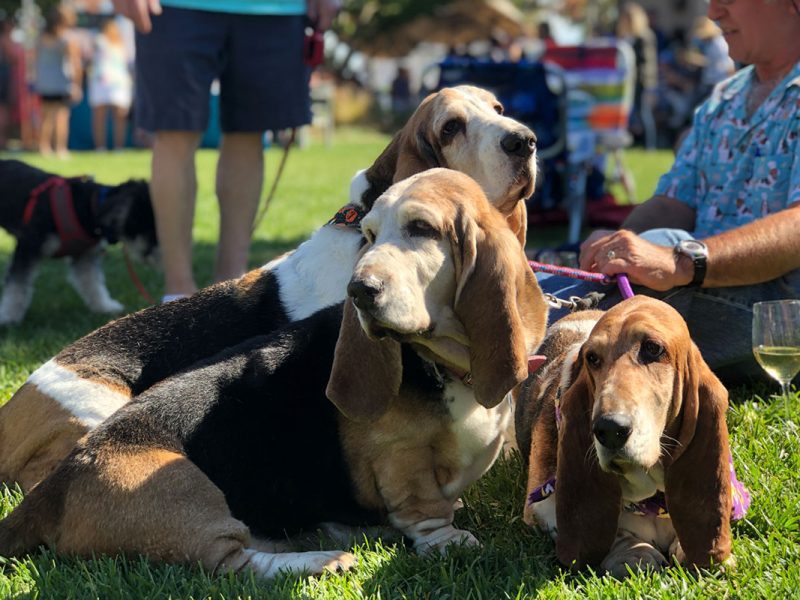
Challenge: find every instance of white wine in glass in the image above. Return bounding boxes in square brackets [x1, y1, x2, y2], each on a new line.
[752, 300, 800, 416]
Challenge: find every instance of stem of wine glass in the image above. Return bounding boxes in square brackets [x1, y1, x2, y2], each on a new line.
[780, 381, 792, 421]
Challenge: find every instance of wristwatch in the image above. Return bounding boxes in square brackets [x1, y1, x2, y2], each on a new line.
[674, 239, 708, 286]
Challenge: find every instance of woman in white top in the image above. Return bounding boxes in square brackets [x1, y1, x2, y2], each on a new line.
[88, 17, 133, 151]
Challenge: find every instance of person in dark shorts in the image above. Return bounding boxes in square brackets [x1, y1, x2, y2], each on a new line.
[111, 0, 340, 302]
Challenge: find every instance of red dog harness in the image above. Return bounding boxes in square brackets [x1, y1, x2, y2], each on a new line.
[22, 177, 101, 257]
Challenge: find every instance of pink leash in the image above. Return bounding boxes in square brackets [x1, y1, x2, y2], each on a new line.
[528, 260, 635, 300]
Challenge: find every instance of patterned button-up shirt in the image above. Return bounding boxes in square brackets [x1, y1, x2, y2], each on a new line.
[655, 60, 800, 239]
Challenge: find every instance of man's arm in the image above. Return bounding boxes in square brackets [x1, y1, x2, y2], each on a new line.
[580, 202, 800, 291]
[307, 0, 341, 31]
[621, 195, 696, 233]
[111, 0, 162, 34]
[703, 203, 800, 287]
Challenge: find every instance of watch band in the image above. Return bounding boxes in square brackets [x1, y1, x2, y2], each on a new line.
[689, 254, 706, 286]
[675, 240, 708, 287]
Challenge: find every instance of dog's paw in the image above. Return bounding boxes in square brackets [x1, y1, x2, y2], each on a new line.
[602, 541, 667, 579]
[669, 540, 737, 572]
[415, 526, 481, 555]
[246, 550, 357, 578]
[0, 312, 22, 327]
[95, 299, 125, 314]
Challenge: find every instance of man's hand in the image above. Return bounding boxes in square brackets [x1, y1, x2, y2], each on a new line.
[579, 230, 692, 291]
[307, 0, 341, 31]
[111, 0, 162, 34]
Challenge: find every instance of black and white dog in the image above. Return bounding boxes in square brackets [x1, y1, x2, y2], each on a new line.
[0, 159, 158, 325]
[0, 86, 537, 492]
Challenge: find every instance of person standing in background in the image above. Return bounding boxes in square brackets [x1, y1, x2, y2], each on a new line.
[88, 16, 133, 151]
[33, 5, 82, 158]
[616, 2, 658, 150]
[110, 0, 340, 303]
[0, 14, 17, 149]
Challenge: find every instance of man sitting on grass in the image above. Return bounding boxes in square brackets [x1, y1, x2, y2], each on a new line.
[538, 0, 800, 384]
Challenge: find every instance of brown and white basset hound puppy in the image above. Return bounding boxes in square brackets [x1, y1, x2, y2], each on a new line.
[0, 169, 548, 579]
[515, 297, 749, 578]
[0, 85, 538, 493]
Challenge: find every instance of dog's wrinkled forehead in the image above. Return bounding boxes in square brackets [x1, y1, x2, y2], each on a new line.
[428, 86, 505, 131]
[589, 296, 690, 356]
[364, 169, 485, 231]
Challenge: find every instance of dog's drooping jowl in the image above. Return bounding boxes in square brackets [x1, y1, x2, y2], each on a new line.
[0, 85, 538, 492]
[0, 169, 548, 579]
[0, 159, 158, 326]
[514, 297, 750, 577]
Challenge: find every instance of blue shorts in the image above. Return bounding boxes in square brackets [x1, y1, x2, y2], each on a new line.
[134, 6, 311, 133]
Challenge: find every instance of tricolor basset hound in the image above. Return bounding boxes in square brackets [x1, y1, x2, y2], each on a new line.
[514, 297, 750, 578]
[0, 169, 548, 579]
[0, 85, 538, 493]
[0, 159, 157, 325]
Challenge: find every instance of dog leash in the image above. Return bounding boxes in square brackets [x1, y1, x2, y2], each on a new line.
[122, 246, 157, 305]
[251, 128, 296, 235]
[528, 260, 634, 310]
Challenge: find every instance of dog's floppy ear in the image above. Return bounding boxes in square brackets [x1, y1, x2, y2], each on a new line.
[555, 363, 622, 569]
[363, 96, 440, 205]
[326, 299, 402, 422]
[664, 341, 732, 567]
[452, 210, 529, 408]
[506, 201, 528, 247]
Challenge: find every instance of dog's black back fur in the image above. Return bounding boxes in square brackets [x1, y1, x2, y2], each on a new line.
[78, 302, 452, 537]
[56, 269, 291, 394]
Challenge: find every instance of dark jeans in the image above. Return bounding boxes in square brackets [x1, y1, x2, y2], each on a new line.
[537, 228, 800, 385]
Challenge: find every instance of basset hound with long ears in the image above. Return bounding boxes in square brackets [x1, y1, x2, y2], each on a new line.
[0, 169, 548, 579]
[514, 297, 750, 578]
[0, 85, 538, 493]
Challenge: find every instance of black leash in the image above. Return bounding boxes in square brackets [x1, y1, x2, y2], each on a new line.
[251, 128, 296, 234]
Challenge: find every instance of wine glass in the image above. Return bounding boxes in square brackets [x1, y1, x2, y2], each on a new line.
[752, 300, 800, 417]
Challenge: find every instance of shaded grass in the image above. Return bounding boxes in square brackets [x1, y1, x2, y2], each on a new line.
[1, 135, 797, 598]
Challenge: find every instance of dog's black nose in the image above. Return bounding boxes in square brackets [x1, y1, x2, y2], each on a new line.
[501, 131, 537, 158]
[592, 414, 632, 451]
[347, 279, 381, 311]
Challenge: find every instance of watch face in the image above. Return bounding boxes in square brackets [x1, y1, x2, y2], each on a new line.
[679, 240, 707, 257]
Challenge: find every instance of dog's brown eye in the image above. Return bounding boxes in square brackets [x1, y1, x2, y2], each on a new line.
[441, 119, 463, 137]
[585, 350, 601, 369]
[407, 219, 440, 239]
[640, 340, 665, 363]
[494, 104, 504, 115]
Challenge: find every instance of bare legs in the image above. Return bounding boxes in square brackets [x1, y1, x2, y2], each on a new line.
[92, 104, 130, 150]
[150, 130, 264, 297]
[214, 132, 263, 282]
[39, 100, 70, 158]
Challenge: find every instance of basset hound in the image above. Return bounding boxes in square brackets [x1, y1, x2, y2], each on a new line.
[514, 297, 750, 578]
[0, 169, 548, 579]
[0, 85, 538, 493]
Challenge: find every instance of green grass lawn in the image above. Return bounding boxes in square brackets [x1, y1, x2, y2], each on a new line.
[1, 132, 799, 599]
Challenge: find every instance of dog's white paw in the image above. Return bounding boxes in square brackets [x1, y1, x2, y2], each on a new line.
[0, 310, 23, 326]
[415, 526, 481, 555]
[246, 550, 357, 578]
[95, 299, 125, 314]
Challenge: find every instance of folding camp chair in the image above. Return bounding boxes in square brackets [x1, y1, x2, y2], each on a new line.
[543, 39, 638, 242]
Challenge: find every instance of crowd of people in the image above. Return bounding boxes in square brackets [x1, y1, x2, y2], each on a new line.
[0, 4, 134, 156]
